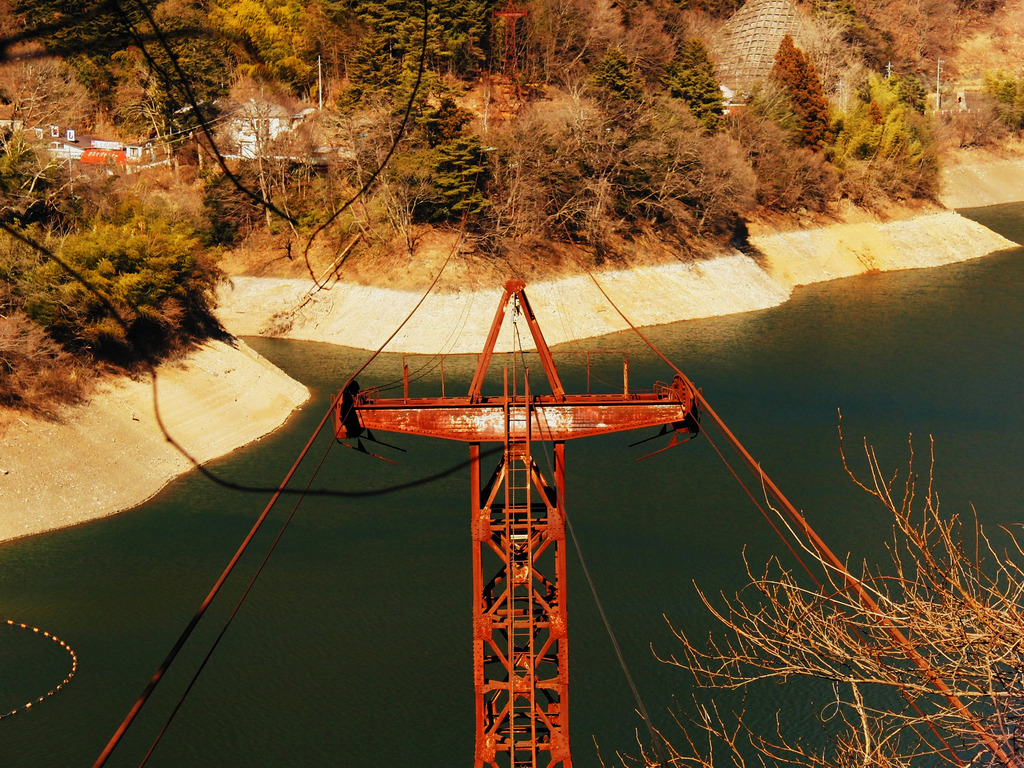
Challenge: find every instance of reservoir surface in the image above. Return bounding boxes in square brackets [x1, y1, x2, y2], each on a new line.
[2, 204, 1023, 767]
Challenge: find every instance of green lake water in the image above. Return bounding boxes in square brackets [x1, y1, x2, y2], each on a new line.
[2, 203, 1023, 766]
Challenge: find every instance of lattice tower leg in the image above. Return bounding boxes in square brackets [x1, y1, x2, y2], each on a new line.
[471, 441, 571, 768]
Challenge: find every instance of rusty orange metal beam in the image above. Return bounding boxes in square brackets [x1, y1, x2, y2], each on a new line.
[334, 284, 699, 767]
[337, 389, 691, 444]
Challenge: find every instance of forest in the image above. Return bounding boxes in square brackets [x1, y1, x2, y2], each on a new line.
[2, 0, 1024, 411]
[7, 3, 1024, 767]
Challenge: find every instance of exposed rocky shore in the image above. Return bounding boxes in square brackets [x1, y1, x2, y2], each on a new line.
[2, 156, 1021, 543]
[216, 210, 1015, 354]
[0, 339, 308, 542]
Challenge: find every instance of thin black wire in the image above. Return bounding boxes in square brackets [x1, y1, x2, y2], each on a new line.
[1, 0, 438, 500]
[94, 370, 497, 767]
[582, 268, 974, 767]
[299, 0, 431, 289]
[563, 498, 672, 766]
[137, 433, 338, 767]
[9, 0, 430, 280]
[109, 0, 308, 229]
[0, 225, 480, 500]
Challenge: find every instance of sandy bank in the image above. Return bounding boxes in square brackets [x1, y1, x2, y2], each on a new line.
[6, 161, 1018, 544]
[0, 339, 308, 544]
[940, 154, 1024, 209]
[750, 210, 1016, 288]
[217, 210, 1016, 354]
[218, 253, 792, 354]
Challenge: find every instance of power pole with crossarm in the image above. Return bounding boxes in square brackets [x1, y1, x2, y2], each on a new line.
[334, 280, 699, 767]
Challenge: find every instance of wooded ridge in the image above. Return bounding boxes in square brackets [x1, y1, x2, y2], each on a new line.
[2, 0, 1024, 412]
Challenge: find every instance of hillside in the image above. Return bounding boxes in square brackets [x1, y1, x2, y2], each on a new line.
[4, 0, 1024, 411]
[948, 0, 1024, 81]
[214, 206, 1016, 353]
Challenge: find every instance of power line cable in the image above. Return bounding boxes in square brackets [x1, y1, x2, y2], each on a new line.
[91, 393, 338, 768]
[299, 0, 431, 289]
[104, 0, 297, 225]
[137, 433, 338, 767]
[0, 0, 434, 500]
[91, 214, 482, 765]
[580, 265, 982, 767]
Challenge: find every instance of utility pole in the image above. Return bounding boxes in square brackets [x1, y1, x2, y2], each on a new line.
[885, 60, 893, 79]
[936, 58, 944, 111]
[318, 55, 323, 110]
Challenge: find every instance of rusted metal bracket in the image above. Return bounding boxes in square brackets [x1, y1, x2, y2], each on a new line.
[334, 281, 699, 767]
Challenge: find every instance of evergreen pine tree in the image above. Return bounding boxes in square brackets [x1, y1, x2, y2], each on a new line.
[770, 34, 831, 150]
[345, 33, 401, 102]
[429, 0, 491, 75]
[593, 47, 643, 101]
[893, 74, 927, 114]
[663, 38, 723, 131]
[420, 97, 474, 147]
[347, 0, 493, 84]
[429, 135, 489, 219]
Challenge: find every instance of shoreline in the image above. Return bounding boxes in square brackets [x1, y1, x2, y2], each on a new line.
[4, 159, 1022, 544]
[0, 339, 308, 544]
[216, 210, 1016, 354]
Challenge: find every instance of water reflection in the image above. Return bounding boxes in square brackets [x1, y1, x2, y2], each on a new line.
[1, 205, 1022, 767]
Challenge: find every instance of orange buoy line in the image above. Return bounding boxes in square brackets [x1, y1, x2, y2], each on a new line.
[0, 618, 78, 719]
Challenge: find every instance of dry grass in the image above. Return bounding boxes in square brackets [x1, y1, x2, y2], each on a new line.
[949, 0, 1024, 82]
[0, 309, 96, 416]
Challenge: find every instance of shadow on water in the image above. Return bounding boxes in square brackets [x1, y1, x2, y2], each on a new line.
[2, 203, 1023, 766]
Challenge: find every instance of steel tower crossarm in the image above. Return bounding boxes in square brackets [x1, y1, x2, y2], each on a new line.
[336, 388, 694, 444]
[335, 281, 695, 445]
[332, 282, 699, 767]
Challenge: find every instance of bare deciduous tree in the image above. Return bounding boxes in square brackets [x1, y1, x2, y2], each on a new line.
[937, 98, 1008, 149]
[0, 42, 93, 128]
[623, 434, 1024, 768]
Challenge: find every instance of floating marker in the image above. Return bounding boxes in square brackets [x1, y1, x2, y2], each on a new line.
[0, 618, 79, 719]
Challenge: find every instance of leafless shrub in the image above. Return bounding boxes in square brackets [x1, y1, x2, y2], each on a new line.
[727, 106, 838, 212]
[935, 99, 1009, 149]
[0, 295, 93, 413]
[629, 434, 1024, 768]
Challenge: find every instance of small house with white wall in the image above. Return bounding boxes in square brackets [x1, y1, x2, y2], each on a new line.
[221, 99, 298, 159]
[0, 104, 24, 134]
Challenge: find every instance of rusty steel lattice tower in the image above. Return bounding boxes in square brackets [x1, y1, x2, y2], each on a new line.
[494, 1, 528, 83]
[334, 281, 698, 767]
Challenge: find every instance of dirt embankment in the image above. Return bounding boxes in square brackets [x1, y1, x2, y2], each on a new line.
[0, 339, 308, 543]
[3, 154, 1020, 544]
[939, 149, 1024, 209]
[216, 208, 1016, 354]
[216, 150, 1024, 354]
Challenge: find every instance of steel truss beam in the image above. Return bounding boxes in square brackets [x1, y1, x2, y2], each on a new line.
[470, 422, 571, 766]
[334, 281, 699, 766]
